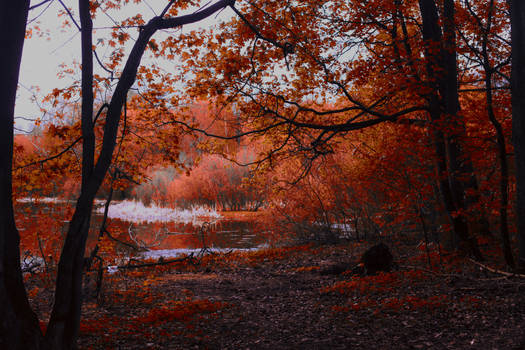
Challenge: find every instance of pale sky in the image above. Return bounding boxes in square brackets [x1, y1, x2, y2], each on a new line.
[15, 0, 233, 133]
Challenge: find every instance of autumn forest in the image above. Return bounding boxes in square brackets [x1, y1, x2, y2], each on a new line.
[1, 0, 525, 349]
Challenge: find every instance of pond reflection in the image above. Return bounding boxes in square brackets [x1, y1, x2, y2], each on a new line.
[16, 200, 268, 260]
[100, 218, 265, 251]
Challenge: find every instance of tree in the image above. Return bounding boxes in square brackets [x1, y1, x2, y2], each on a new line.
[508, 0, 525, 270]
[0, 1, 43, 349]
[457, 0, 513, 267]
[4, 0, 524, 347]
[47, 2, 244, 348]
[161, 151, 262, 211]
[418, 0, 484, 260]
[3, 1, 242, 349]
[178, 0, 488, 258]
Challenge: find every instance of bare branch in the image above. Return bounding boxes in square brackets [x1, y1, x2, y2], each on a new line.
[15, 103, 109, 170]
[15, 136, 82, 171]
[57, 0, 81, 31]
[93, 49, 114, 80]
[29, 0, 53, 11]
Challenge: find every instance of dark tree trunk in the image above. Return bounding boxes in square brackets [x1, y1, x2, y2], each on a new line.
[44, 2, 236, 349]
[44, 14, 160, 350]
[478, 0, 514, 267]
[440, 0, 484, 261]
[508, 0, 525, 270]
[487, 84, 514, 267]
[418, 0, 484, 260]
[0, 1, 43, 349]
[43, 2, 96, 347]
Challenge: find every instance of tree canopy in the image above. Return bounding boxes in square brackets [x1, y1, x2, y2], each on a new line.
[1, 0, 525, 349]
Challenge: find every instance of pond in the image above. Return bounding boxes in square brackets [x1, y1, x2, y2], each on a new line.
[97, 217, 268, 259]
[16, 199, 269, 260]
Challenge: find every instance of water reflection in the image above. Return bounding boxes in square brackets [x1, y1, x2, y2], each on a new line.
[100, 217, 265, 253]
[16, 200, 267, 259]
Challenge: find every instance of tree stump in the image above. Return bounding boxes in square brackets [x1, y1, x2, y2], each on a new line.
[361, 242, 394, 275]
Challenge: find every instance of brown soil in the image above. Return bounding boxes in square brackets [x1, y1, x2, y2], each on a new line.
[30, 243, 525, 349]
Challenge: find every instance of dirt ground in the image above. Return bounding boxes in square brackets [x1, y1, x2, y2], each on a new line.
[30, 243, 525, 349]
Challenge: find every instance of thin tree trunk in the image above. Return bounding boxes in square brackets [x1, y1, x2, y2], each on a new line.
[43, 1, 96, 347]
[508, 0, 525, 271]
[478, 0, 514, 267]
[485, 75, 513, 267]
[0, 1, 43, 349]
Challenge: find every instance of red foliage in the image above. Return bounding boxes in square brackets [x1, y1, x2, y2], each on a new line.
[322, 270, 429, 296]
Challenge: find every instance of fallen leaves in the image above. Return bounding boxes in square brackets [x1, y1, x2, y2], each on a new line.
[25, 242, 525, 349]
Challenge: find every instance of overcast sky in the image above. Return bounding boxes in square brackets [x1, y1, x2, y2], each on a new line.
[15, 0, 233, 133]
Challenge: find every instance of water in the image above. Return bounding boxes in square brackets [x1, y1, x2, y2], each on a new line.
[99, 218, 266, 251]
[16, 199, 267, 260]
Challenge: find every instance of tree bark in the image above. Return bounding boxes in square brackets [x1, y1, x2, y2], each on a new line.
[0, 1, 43, 349]
[418, 0, 484, 260]
[508, 0, 525, 270]
[478, 0, 514, 267]
[441, 0, 484, 261]
[43, 2, 96, 347]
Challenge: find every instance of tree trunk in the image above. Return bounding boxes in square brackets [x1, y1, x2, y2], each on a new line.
[440, 0, 484, 260]
[44, 197, 94, 350]
[508, 0, 525, 270]
[0, 1, 43, 349]
[418, 0, 483, 260]
[487, 86, 514, 267]
[479, 0, 514, 267]
[44, 2, 236, 348]
[43, 2, 97, 347]
[44, 13, 157, 350]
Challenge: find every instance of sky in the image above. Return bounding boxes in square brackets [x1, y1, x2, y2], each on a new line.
[15, 0, 233, 133]
[16, 1, 80, 133]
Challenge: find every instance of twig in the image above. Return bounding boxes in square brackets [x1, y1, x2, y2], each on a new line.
[399, 264, 464, 278]
[37, 232, 49, 273]
[29, 0, 53, 11]
[15, 137, 81, 170]
[117, 253, 195, 269]
[469, 259, 525, 278]
[57, 0, 81, 31]
[15, 103, 109, 170]
[93, 49, 114, 80]
[103, 228, 140, 251]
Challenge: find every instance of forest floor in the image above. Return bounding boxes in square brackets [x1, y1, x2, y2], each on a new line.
[29, 240, 525, 349]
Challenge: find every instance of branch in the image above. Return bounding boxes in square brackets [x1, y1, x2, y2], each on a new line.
[160, 0, 175, 17]
[103, 228, 141, 251]
[261, 103, 427, 132]
[469, 259, 525, 278]
[117, 253, 195, 270]
[15, 136, 81, 171]
[230, 5, 286, 51]
[158, 0, 235, 29]
[93, 49, 114, 80]
[28, 0, 54, 24]
[91, 0, 236, 192]
[15, 103, 108, 171]
[57, 0, 81, 31]
[160, 117, 287, 140]
[29, 0, 53, 11]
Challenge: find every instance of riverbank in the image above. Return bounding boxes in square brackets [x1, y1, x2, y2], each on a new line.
[28, 241, 525, 349]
